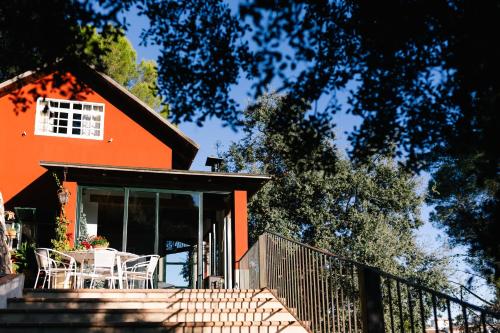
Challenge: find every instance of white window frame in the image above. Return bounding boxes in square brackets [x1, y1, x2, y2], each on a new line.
[34, 97, 105, 140]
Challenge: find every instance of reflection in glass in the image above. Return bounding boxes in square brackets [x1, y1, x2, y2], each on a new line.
[158, 193, 199, 288]
[127, 191, 156, 255]
[79, 188, 124, 249]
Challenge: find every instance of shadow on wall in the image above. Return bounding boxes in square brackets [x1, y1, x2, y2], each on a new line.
[6, 172, 59, 248]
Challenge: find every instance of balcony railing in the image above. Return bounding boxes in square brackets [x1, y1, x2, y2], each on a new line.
[238, 232, 500, 333]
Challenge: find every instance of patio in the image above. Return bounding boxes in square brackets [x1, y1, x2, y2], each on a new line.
[34, 247, 159, 290]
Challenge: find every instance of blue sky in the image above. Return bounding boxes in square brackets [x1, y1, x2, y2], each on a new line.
[123, 4, 493, 301]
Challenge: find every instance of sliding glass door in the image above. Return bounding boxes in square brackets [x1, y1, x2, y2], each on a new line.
[126, 190, 156, 255]
[78, 188, 125, 250]
[78, 187, 205, 288]
[158, 192, 200, 288]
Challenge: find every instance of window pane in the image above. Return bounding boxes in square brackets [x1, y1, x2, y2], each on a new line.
[158, 193, 200, 288]
[80, 188, 124, 250]
[127, 191, 156, 255]
[36, 98, 105, 140]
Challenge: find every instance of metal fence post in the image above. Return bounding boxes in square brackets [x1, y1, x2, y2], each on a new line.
[359, 266, 385, 333]
[258, 234, 267, 288]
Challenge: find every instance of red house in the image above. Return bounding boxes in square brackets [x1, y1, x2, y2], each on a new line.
[0, 61, 268, 289]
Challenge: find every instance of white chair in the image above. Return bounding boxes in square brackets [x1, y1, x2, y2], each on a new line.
[34, 248, 77, 289]
[78, 248, 117, 289]
[122, 255, 160, 289]
[34, 248, 50, 288]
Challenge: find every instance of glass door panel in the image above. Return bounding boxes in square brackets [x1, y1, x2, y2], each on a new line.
[157, 192, 200, 288]
[126, 191, 156, 255]
[79, 188, 124, 250]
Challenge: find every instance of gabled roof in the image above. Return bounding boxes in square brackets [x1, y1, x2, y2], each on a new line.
[0, 60, 199, 169]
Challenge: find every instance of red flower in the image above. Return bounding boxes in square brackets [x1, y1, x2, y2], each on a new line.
[81, 241, 91, 250]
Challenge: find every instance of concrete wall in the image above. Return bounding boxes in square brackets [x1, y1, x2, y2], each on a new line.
[0, 274, 24, 308]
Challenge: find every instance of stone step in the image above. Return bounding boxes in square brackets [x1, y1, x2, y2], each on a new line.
[0, 321, 309, 333]
[0, 307, 297, 323]
[23, 288, 275, 299]
[8, 297, 284, 310]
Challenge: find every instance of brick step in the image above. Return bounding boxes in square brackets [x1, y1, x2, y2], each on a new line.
[0, 307, 297, 323]
[7, 297, 284, 310]
[0, 320, 308, 333]
[23, 288, 275, 299]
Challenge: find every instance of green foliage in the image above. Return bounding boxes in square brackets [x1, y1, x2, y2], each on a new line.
[140, 1, 499, 287]
[129, 60, 167, 114]
[89, 235, 109, 247]
[10, 241, 36, 274]
[180, 249, 195, 288]
[1, 0, 496, 288]
[86, 31, 168, 115]
[51, 172, 71, 253]
[427, 155, 500, 291]
[100, 34, 138, 88]
[51, 213, 71, 253]
[222, 93, 449, 287]
[0, 1, 125, 81]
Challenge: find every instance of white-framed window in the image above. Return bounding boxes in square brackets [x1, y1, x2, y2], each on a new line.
[34, 97, 105, 140]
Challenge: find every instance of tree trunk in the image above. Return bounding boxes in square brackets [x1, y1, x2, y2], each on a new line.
[0, 191, 12, 276]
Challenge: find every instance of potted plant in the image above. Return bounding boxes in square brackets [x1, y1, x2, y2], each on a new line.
[10, 242, 37, 285]
[90, 235, 109, 249]
[6, 227, 16, 238]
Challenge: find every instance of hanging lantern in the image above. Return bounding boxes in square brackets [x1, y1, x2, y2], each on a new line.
[56, 167, 70, 205]
[57, 188, 70, 205]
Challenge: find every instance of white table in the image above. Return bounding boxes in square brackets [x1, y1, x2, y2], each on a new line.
[66, 250, 139, 289]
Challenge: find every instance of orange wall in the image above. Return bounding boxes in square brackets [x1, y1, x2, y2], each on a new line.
[232, 190, 248, 268]
[0, 71, 172, 204]
[62, 181, 78, 247]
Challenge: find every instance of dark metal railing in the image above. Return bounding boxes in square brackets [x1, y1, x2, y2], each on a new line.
[238, 232, 500, 333]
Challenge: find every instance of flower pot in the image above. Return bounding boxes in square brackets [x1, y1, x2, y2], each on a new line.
[93, 243, 109, 249]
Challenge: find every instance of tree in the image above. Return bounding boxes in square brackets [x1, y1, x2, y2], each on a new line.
[427, 156, 500, 290]
[89, 32, 168, 113]
[221, 94, 449, 287]
[0, 0, 125, 81]
[1, 0, 497, 286]
[140, 0, 499, 288]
